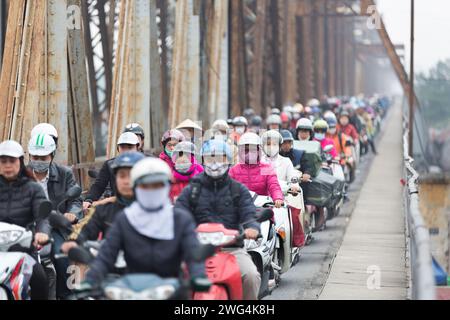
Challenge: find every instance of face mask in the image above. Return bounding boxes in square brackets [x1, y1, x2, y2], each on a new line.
[340, 119, 349, 126]
[263, 145, 280, 158]
[29, 160, 51, 174]
[175, 161, 192, 174]
[315, 133, 326, 141]
[329, 128, 337, 135]
[135, 185, 170, 212]
[240, 149, 259, 165]
[235, 127, 246, 135]
[165, 147, 174, 159]
[205, 162, 229, 179]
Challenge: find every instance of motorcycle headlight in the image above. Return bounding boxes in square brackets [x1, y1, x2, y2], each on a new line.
[104, 287, 136, 300]
[197, 232, 235, 246]
[0, 230, 23, 246]
[141, 285, 176, 300]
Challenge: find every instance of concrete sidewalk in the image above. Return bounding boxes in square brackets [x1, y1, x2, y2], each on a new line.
[319, 104, 408, 300]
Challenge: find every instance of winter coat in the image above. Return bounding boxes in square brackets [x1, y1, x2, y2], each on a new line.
[170, 161, 204, 202]
[84, 158, 116, 203]
[229, 163, 284, 201]
[337, 124, 359, 142]
[261, 154, 300, 193]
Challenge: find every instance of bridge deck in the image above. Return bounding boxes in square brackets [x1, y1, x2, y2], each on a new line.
[319, 104, 408, 300]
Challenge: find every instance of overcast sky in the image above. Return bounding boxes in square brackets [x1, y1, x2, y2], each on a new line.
[376, 0, 450, 73]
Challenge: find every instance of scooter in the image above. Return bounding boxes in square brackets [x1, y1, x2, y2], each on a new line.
[322, 145, 346, 220]
[0, 201, 52, 300]
[193, 209, 274, 300]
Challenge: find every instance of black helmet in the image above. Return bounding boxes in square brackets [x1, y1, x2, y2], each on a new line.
[111, 151, 146, 174]
[250, 116, 263, 127]
[244, 108, 255, 118]
[124, 123, 145, 139]
[280, 130, 294, 142]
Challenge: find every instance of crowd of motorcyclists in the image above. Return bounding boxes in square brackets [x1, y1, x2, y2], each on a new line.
[0, 94, 390, 300]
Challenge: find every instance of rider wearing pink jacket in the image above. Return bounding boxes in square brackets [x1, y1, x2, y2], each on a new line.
[228, 132, 284, 208]
[313, 119, 338, 158]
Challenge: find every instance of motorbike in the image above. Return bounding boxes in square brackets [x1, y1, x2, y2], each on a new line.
[0, 201, 52, 300]
[194, 209, 274, 300]
[322, 145, 346, 220]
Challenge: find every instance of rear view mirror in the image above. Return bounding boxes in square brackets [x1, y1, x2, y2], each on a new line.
[68, 247, 94, 265]
[255, 209, 274, 223]
[49, 213, 73, 233]
[65, 186, 82, 200]
[38, 201, 53, 220]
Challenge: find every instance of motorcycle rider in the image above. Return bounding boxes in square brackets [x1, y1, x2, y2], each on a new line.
[27, 133, 83, 300]
[175, 139, 261, 300]
[266, 114, 282, 131]
[337, 111, 359, 143]
[159, 129, 186, 170]
[176, 119, 203, 146]
[248, 115, 263, 135]
[170, 141, 204, 202]
[83, 132, 140, 210]
[84, 158, 207, 292]
[229, 133, 284, 209]
[31, 123, 59, 147]
[296, 118, 314, 141]
[260, 130, 300, 193]
[61, 152, 145, 254]
[313, 120, 338, 158]
[279, 130, 313, 183]
[0, 140, 50, 300]
[124, 123, 146, 154]
[230, 116, 248, 144]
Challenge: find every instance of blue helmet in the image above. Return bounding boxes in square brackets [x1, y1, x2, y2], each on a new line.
[112, 152, 146, 174]
[201, 140, 232, 162]
[280, 130, 294, 142]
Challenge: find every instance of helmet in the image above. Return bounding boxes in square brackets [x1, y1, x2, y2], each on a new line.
[111, 152, 146, 174]
[173, 141, 197, 156]
[244, 108, 255, 118]
[307, 99, 320, 108]
[124, 123, 145, 138]
[31, 123, 58, 140]
[161, 129, 186, 146]
[238, 132, 261, 146]
[339, 110, 350, 118]
[326, 118, 338, 128]
[266, 114, 282, 126]
[227, 119, 234, 126]
[280, 130, 294, 142]
[250, 116, 263, 127]
[293, 103, 304, 113]
[131, 157, 172, 187]
[233, 116, 248, 127]
[271, 108, 281, 115]
[28, 134, 57, 157]
[280, 112, 291, 123]
[201, 140, 232, 162]
[176, 119, 203, 131]
[212, 120, 229, 132]
[296, 118, 313, 131]
[0, 140, 24, 158]
[304, 106, 312, 114]
[323, 111, 337, 122]
[117, 132, 140, 146]
[261, 130, 283, 145]
[313, 120, 329, 131]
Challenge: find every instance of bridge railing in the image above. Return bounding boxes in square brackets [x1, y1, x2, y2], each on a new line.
[402, 109, 436, 300]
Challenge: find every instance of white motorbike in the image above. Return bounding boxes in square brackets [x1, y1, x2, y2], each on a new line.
[0, 201, 52, 300]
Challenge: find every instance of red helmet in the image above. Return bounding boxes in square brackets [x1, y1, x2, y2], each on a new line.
[280, 112, 291, 123]
[161, 129, 186, 146]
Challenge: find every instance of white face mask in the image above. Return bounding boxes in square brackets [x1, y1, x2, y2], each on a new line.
[175, 161, 192, 174]
[329, 128, 337, 135]
[235, 127, 246, 135]
[263, 145, 280, 158]
[205, 162, 229, 179]
[315, 133, 326, 141]
[135, 186, 170, 211]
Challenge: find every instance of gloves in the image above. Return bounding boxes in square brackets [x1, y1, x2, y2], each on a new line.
[191, 276, 212, 293]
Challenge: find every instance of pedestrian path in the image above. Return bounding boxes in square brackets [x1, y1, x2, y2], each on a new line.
[319, 104, 408, 300]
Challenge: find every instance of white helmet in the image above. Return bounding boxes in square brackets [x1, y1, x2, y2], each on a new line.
[212, 120, 230, 132]
[238, 132, 261, 146]
[266, 114, 282, 126]
[307, 99, 320, 108]
[131, 157, 173, 187]
[28, 134, 57, 157]
[261, 130, 283, 145]
[31, 123, 58, 139]
[0, 140, 24, 158]
[296, 118, 313, 131]
[117, 132, 140, 146]
[323, 111, 337, 122]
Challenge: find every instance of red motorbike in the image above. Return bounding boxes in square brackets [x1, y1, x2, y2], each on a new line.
[193, 210, 273, 300]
